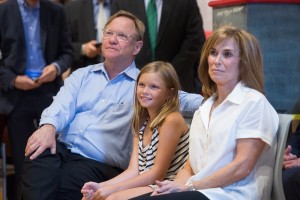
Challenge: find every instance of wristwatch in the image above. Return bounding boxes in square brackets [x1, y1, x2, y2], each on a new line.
[188, 181, 196, 191]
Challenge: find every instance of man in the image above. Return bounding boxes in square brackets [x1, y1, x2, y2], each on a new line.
[0, 0, 73, 185]
[282, 127, 300, 200]
[18, 10, 203, 200]
[64, 0, 112, 72]
[111, 0, 206, 93]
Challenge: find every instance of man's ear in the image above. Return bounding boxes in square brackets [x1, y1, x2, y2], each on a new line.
[133, 40, 143, 56]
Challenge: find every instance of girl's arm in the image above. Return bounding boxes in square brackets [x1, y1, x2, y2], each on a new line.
[81, 135, 140, 197]
[173, 157, 194, 184]
[103, 112, 188, 192]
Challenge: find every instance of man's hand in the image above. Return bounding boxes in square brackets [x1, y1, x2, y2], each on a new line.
[283, 145, 298, 169]
[283, 145, 297, 161]
[284, 158, 300, 169]
[36, 64, 58, 84]
[25, 124, 57, 160]
[82, 40, 102, 58]
[14, 75, 41, 90]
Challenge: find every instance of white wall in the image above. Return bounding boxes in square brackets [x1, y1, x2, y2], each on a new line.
[197, 0, 213, 34]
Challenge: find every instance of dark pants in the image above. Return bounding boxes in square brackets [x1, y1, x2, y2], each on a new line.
[130, 191, 210, 200]
[283, 167, 300, 200]
[17, 142, 123, 200]
[7, 85, 59, 184]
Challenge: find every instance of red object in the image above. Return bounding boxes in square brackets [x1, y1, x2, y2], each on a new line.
[209, 0, 300, 7]
[205, 31, 212, 39]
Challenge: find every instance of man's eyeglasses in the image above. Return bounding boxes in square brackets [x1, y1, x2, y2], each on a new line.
[102, 29, 135, 42]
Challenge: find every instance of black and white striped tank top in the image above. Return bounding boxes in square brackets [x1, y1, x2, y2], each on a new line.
[138, 120, 189, 180]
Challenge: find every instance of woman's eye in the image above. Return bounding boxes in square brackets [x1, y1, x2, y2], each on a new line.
[209, 49, 217, 56]
[223, 51, 233, 58]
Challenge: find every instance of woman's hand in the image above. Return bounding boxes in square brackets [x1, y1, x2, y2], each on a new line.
[151, 180, 188, 196]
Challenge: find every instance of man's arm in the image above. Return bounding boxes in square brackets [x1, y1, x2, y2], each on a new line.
[179, 90, 204, 117]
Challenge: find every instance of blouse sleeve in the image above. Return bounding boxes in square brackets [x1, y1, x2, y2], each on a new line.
[235, 94, 279, 146]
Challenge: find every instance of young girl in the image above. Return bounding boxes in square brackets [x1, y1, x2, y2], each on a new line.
[81, 61, 190, 200]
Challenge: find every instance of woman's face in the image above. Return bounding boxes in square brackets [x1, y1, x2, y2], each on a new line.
[208, 38, 240, 89]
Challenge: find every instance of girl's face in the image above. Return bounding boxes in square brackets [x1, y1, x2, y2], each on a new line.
[136, 72, 170, 113]
[208, 38, 240, 89]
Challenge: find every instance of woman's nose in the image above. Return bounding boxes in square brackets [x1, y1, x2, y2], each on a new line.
[214, 54, 222, 65]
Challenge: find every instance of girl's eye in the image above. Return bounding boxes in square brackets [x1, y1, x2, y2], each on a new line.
[150, 85, 159, 89]
[138, 83, 144, 87]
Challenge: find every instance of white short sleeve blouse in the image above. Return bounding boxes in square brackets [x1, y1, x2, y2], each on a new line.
[187, 82, 279, 200]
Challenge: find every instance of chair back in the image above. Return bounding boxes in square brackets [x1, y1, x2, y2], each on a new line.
[271, 114, 294, 200]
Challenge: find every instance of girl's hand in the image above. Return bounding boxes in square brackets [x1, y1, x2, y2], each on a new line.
[81, 182, 100, 199]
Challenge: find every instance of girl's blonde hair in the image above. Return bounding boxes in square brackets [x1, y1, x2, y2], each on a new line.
[199, 25, 264, 97]
[131, 61, 180, 135]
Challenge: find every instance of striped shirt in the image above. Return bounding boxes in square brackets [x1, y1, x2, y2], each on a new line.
[138, 120, 189, 180]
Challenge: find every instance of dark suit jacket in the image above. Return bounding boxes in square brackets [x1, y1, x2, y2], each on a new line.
[65, 0, 113, 71]
[111, 0, 206, 92]
[0, 0, 73, 115]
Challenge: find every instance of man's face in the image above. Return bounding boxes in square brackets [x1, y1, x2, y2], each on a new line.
[102, 16, 143, 64]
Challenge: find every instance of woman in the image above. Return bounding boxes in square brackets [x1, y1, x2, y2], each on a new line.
[132, 26, 279, 200]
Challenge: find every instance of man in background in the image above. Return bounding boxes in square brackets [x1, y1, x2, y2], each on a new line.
[0, 0, 73, 188]
[64, 0, 111, 72]
[112, 0, 206, 93]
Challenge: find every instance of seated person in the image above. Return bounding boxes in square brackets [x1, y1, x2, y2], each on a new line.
[81, 61, 190, 200]
[131, 25, 279, 200]
[282, 124, 300, 200]
[17, 10, 203, 200]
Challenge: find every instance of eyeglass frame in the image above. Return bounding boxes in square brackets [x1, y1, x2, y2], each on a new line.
[102, 29, 138, 42]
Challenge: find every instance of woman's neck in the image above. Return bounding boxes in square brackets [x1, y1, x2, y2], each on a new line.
[216, 81, 239, 104]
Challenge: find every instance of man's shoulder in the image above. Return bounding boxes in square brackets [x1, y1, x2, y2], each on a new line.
[73, 63, 102, 75]
[40, 0, 64, 12]
[65, 0, 91, 9]
[0, 0, 16, 10]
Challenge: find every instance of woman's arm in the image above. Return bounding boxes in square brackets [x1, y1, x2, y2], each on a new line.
[154, 138, 266, 195]
[191, 138, 265, 189]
